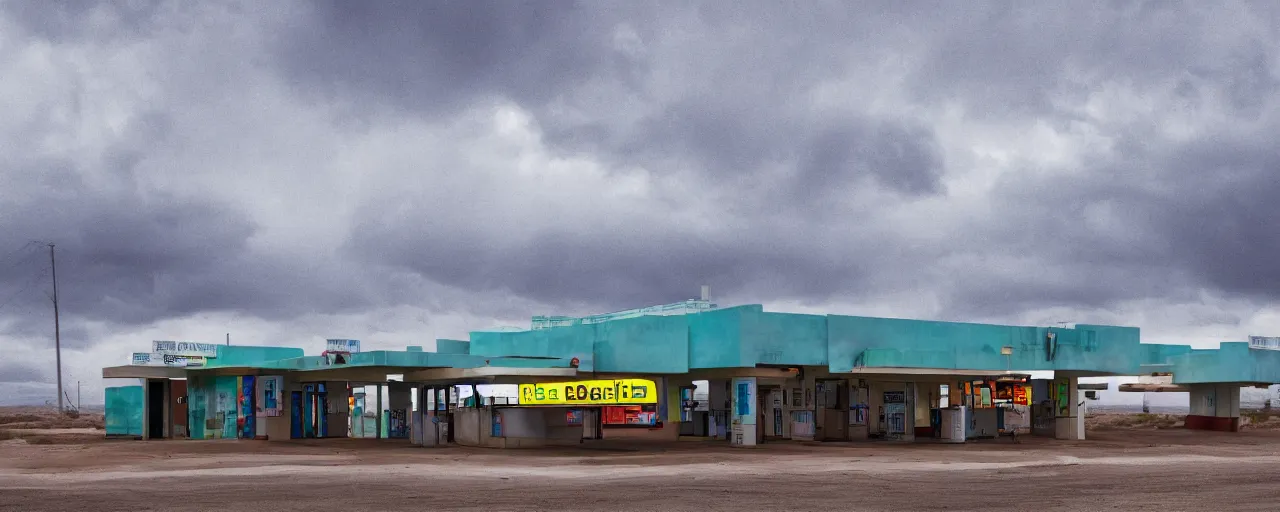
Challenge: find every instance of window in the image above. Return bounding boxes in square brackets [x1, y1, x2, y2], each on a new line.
[939, 384, 950, 408]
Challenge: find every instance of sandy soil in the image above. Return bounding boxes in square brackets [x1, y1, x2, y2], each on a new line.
[4, 429, 1280, 511]
[0, 405, 104, 430]
[0, 406, 105, 444]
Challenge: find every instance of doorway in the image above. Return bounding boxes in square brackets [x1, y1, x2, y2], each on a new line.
[758, 386, 784, 439]
[302, 383, 328, 438]
[816, 379, 849, 441]
[171, 380, 188, 438]
[290, 391, 303, 439]
[146, 380, 166, 439]
[238, 376, 256, 439]
[581, 408, 603, 440]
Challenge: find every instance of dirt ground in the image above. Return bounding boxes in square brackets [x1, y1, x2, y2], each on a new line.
[0, 406, 105, 444]
[4, 428, 1280, 512]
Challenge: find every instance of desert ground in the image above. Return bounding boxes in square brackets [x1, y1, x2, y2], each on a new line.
[5, 407, 1280, 511]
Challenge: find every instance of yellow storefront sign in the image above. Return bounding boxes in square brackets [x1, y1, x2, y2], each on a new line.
[519, 379, 658, 406]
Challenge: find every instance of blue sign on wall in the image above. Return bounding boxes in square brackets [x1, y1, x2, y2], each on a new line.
[735, 381, 751, 417]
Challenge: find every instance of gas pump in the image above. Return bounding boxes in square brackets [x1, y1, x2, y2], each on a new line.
[679, 385, 708, 436]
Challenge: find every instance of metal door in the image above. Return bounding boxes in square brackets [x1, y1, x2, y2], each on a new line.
[171, 380, 188, 438]
[290, 391, 303, 439]
[1030, 379, 1055, 436]
[239, 376, 255, 439]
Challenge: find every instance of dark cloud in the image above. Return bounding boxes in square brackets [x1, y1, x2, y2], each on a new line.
[239, 1, 1280, 315]
[797, 120, 945, 196]
[344, 216, 877, 315]
[270, 1, 639, 120]
[268, 1, 949, 198]
[942, 106, 1280, 318]
[1, 120, 396, 335]
[0, 158, 253, 334]
[0, 0, 165, 42]
[0, 359, 47, 384]
[2, 0, 1280, 357]
[1148, 129, 1280, 298]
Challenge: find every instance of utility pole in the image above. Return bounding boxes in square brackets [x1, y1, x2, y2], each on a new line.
[77, 380, 81, 411]
[49, 244, 63, 413]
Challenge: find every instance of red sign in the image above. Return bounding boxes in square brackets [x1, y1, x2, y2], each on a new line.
[1013, 385, 1029, 406]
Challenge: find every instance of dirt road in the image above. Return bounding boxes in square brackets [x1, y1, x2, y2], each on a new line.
[3, 429, 1279, 511]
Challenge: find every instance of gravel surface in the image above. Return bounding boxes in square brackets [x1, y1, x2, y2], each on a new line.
[3, 429, 1279, 511]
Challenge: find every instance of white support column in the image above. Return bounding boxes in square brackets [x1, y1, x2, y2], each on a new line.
[1076, 389, 1087, 439]
[423, 387, 438, 447]
[411, 386, 424, 445]
[730, 377, 758, 447]
[1054, 373, 1081, 440]
[1188, 383, 1242, 431]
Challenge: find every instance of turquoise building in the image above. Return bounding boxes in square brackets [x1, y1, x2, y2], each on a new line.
[102, 302, 1280, 445]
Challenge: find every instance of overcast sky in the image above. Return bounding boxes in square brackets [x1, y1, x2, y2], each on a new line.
[2, 1, 1278, 406]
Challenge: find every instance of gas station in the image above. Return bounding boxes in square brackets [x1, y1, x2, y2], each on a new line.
[101, 298, 1280, 448]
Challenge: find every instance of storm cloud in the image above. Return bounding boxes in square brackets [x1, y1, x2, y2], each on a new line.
[2, 1, 1279, 404]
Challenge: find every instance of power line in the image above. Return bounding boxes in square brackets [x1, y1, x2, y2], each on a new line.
[2, 245, 43, 273]
[0, 241, 41, 266]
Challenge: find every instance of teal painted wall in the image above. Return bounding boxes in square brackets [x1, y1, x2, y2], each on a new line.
[689, 306, 747, 368]
[215, 376, 239, 438]
[188, 375, 238, 439]
[1139, 342, 1280, 385]
[449, 306, 1149, 375]
[1068, 324, 1142, 374]
[471, 315, 687, 373]
[104, 385, 143, 436]
[469, 324, 595, 361]
[1162, 342, 1280, 385]
[119, 309, 1165, 381]
[435, 339, 471, 354]
[827, 316, 1140, 374]
[594, 314, 690, 373]
[187, 376, 210, 439]
[1140, 343, 1193, 367]
[743, 311, 828, 367]
[1241, 346, 1280, 384]
[207, 345, 304, 368]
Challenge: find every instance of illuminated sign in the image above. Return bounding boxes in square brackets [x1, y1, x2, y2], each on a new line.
[1013, 385, 1030, 406]
[519, 379, 657, 406]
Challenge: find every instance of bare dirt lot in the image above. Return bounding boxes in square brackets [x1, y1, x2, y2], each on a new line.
[5, 427, 1280, 511]
[0, 406, 105, 445]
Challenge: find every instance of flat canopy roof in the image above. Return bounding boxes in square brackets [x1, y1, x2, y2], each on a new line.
[104, 365, 582, 385]
[103, 366, 188, 379]
[1119, 383, 1190, 392]
[404, 367, 579, 384]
